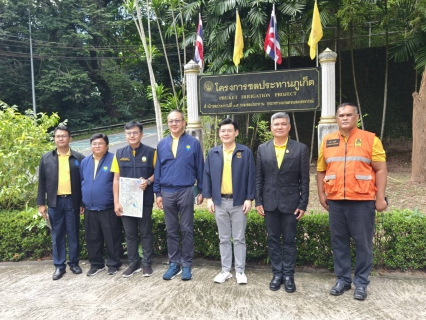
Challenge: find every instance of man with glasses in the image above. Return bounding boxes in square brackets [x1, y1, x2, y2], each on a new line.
[37, 125, 85, 280]
[203, 118, 255, 284]
[255, 112, 309, 293]
[80, 133, 122, 276]
[112, 121, 156, 278]
[154, 110, 204, 281]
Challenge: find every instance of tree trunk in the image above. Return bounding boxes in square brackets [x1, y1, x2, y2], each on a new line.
[350, 22, 364, 129]
[411, 69, 426, 182]
[132, 0, 163, 140]
[380, 1, 388, 141]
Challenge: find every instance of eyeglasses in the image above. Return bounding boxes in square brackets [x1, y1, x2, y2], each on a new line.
[91, 142, 106, 146]
[167, 119, 183, 124]
[125, 131, 141, 136]
[55, 135, 69, 139]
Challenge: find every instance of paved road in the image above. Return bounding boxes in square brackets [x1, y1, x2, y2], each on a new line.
[0, 259, 425, 320]
[70, 126, 159, 155]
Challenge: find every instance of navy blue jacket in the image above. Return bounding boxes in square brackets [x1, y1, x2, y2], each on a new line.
[80, 152, 114, 210]
[154, 132, 204, 195]
[115, 144, 155, 207]
[203, 143, 255, 206]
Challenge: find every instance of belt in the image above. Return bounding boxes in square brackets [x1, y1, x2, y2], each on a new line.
[57, 194, 71, 198]
[221, 194, 233, 199]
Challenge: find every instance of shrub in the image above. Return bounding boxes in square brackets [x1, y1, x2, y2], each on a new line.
[0, 101, 60, 209]
[1, 208, 425, 272]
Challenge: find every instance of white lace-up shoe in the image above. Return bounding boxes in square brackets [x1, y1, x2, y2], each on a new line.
[213, 271, 232, 283]
[236, 272, 247, 284]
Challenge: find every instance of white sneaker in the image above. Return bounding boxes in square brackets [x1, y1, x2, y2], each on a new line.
[236, 272, 247, 284]
[214, 271, 232, 283]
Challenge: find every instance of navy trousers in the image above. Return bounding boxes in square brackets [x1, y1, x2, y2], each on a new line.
[162, 187, 194, 268]
[85, 208, 122, 268]
[264, 208, 298, 278]
[328, 200, 376, 287]
[48, 196, 80, 269]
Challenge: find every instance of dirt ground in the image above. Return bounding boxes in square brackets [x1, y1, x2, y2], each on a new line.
[189, 150, 425, 214]
[308, 150, 426, 213]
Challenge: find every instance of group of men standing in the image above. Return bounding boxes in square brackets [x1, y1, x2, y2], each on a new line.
[37, 103, 387, 301]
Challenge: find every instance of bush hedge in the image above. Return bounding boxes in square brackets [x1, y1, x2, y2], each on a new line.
[0, 208, 424, 271]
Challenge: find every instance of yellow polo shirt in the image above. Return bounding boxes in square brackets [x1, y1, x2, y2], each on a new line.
[317, 135, 386, 172]
[221, 146, 234, 195]
[274, 138, 288, 169]
[57, 149, 72, 195]
[171, 135, 179, 158]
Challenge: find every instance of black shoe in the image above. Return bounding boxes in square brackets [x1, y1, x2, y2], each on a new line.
[52, 268, 66, 280]
[330, 282, 352, 296]
[354, 287, 367, 300]
[284, 277, 296, 293]
[69, 264, 82, 274]
[269, 276, 283, 291]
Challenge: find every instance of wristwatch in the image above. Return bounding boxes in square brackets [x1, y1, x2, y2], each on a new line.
[147, 179, 152, 186]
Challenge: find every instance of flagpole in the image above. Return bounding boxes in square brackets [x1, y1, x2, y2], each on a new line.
[316, 46, 318, 67]
[273, 3, 277, 71]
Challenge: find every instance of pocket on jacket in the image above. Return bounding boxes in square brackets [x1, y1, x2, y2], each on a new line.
[323, 173, 337, 196]
[354, 174, 377, 194]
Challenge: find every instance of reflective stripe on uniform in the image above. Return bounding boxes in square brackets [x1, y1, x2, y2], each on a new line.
[325, 156, 371, 164]
[355, 175, 372, 180]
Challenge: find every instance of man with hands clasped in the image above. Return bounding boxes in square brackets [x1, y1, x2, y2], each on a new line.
[203, 118, 255, 284]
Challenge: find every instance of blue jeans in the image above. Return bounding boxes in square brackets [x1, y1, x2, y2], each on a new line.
[48, 196, 80, 269]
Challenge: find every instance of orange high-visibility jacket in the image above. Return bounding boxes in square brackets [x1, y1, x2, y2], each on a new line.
[322, 128, 377, 200]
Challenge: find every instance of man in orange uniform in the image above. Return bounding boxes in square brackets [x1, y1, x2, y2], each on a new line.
[317, 103, 387, 300]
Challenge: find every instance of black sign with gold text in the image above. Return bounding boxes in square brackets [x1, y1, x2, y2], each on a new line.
[198, 68, 320, 114]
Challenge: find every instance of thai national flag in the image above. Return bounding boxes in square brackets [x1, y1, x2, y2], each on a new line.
[194, 13, 203, 68]
[264, 7, 282, 65]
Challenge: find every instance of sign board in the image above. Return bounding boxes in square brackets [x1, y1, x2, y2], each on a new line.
[199, 68, 320, 115]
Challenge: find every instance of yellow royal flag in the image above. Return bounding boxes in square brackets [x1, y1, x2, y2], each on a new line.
[307, 1, 323, 60]
[233, 10, 244, 66]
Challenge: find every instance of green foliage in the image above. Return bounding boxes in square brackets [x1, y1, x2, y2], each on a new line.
[2, 208, 425, 272]
[0, 102, 59, 209]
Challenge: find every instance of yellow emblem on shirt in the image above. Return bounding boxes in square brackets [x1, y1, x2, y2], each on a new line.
[355, 139, 362, 147]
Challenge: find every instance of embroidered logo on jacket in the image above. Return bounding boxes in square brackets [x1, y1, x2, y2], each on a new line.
[355, 139, 362, 147]
[142, 157, 147, 162]
[102, 166, 109, 172]
[120, 157, 130, 161]
[236, 152, 242, 158]
[186, 145, 191, 150]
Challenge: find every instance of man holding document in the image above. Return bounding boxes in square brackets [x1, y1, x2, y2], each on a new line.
[112, 121, 156, 278]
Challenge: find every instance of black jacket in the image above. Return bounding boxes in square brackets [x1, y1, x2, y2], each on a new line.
[255, 139, 310, 213]
[37, 148, 85, 210]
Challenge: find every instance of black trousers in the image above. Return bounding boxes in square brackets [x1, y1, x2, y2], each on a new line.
[328, 200, 376, 287]
[84, 208, 122, 268]
[264, 208, 298, 277]
[121, 206, 154, 267]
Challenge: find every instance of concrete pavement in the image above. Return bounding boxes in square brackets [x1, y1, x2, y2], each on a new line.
[1, 259, 425, 320]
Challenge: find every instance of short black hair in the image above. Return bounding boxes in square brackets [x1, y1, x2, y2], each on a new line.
[90, 133, 109, 145]
[124, 121, 143, 132]
[336, 102, 359, 115]
[54, 125, 71, 136]
[218, 118, 238, 131]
